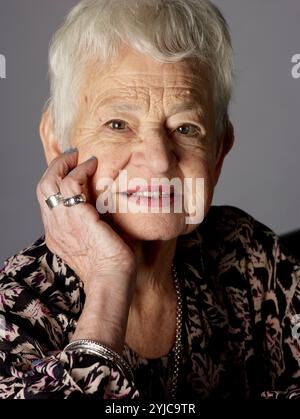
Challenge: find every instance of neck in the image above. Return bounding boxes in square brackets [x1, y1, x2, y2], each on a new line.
[127, 237, 177, 310]
[124, 237, 179, 359]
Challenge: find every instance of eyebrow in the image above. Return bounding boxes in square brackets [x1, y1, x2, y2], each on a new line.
[96, 99, 202, 114]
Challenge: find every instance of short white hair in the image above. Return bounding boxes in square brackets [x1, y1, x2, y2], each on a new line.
[47, 0, 233, 150]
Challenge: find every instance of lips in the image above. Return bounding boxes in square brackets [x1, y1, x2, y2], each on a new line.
[116, 184, 181, 209]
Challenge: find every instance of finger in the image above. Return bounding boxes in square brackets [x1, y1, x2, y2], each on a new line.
[37, 149, 79, 199]
[38, 161, 99, 234]
[59, 156, 98, 200]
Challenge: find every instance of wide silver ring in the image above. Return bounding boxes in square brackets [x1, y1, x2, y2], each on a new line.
[45, 192, 64, 209]
[63, 193, 87, 207]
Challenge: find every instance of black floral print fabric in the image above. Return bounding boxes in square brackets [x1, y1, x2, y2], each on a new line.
[0, 205, 300, 399]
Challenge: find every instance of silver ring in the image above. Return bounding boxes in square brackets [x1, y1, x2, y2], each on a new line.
[45, 192, 64, 209]
[63, 193, 87, 207]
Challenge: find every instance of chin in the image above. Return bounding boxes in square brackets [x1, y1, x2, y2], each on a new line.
[105, 212, 189, 241]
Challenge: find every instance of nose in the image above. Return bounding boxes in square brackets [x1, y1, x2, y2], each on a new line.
[131, 129, 178, 175]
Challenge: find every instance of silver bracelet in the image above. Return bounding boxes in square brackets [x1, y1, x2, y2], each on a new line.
[63, 339, 134, 382]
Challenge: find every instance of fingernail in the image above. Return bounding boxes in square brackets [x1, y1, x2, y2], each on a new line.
[87, 156, 97, 161]
[64, 147, 78, 154]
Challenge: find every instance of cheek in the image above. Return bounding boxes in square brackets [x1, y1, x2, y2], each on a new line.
[78, 147, 132, 202]
[79, 143, 132, 172]
[179, 153, 215, 187]
[179, 156, 216, 217]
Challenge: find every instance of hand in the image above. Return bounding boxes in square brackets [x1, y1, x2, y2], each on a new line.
[36, 150, 136, 291]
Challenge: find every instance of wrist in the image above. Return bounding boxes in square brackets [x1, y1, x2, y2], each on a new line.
[74, 286, 131, 353]
[82, 265, 136, 284]
[83, 271, 136, 303]
[72, 314, 126, 354]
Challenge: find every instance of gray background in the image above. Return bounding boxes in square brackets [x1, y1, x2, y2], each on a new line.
[0, 0, 299, 262]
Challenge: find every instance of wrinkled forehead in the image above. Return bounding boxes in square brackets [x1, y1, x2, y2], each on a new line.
[83, 56, 213, 110]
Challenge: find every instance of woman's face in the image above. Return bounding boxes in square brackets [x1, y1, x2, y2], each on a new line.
[65, 47, 226, 241]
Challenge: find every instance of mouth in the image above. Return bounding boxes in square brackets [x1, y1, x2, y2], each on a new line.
[118, 185, 177, 208]
[119, 185, 175, 198]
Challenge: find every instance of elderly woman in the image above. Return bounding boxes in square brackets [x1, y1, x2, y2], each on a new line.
[0, 0, 300, 400]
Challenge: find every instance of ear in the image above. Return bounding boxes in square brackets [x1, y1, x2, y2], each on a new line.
[213, 119, 235, 186]
[39, 108, 62, 166]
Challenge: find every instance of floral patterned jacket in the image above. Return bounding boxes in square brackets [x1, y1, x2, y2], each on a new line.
[0, 206, 300, 399]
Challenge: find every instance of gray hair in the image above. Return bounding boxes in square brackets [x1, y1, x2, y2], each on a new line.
[47, 0, 233, 150]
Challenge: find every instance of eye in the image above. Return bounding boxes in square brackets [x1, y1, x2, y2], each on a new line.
[176, 124, 201, 136]
[105, 119, 129, 131]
